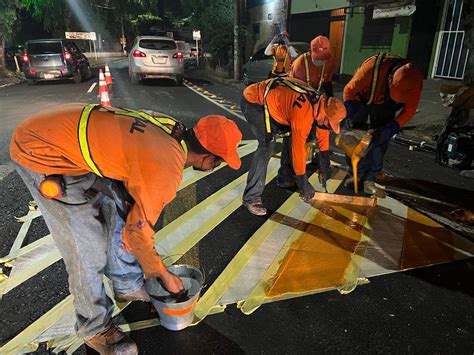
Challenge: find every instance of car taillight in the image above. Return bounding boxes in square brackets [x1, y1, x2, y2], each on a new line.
[23, 54, 29, 62]
[173, 52, 184, 59]
[64, 52, 72, 60]
[29, 69, 37, 74]
[133, 50, 146, 57]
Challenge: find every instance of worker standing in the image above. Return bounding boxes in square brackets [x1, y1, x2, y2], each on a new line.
[290, 35, 335, 97]
[264, 31, 298, 78]
[343, 52, 423, 194]
[241, 77, 346, 216]
[10, 104, 242, 354]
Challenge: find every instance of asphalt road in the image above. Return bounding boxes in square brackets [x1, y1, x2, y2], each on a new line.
[0, 60, 473, 354]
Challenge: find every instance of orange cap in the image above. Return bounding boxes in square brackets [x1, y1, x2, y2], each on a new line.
[310, 36, 332, 61]
[389, 63, 423, 103]
[314, 96, 346, 134]
[193, 115, 243, 170]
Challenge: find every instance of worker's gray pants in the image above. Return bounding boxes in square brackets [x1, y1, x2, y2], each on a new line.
[14, 163, 144, 338]
[241, 98, 275, 204]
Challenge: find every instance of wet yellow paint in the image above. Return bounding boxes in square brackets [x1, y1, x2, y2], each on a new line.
[400, 208, 455, 269]
[266, 203, 372, 297]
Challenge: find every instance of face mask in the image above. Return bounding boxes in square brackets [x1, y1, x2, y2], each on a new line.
[311, 58, 326, 66]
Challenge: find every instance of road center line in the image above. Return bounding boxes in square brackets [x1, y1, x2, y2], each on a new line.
[87, 82, 97, 93]
[183, 82, 245, 121]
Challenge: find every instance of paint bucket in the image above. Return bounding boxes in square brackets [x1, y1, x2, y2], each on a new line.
[145, 264, 204, 331]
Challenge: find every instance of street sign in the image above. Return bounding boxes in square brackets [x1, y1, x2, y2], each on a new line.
[193, 30, 201, 41]
[65, 32, 97, 41]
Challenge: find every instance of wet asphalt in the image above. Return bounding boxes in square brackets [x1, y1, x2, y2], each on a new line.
[0, 60, 473, 354]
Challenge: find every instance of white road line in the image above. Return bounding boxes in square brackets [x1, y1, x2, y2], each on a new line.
[87, 82, 97, 93]
[184, 82, 245, 121]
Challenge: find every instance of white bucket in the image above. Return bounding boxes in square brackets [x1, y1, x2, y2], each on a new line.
[145, 264, 204, 331]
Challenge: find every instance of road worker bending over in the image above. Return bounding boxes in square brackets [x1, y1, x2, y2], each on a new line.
[290, 35, 336, 97]
[241, 77, 346, 216]
[264, 31, 298, 78]
[10, 103, 242, 354]
[343, 52, 423, 194]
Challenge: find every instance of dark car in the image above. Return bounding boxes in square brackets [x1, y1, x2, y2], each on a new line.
[22, 39, 92, 85]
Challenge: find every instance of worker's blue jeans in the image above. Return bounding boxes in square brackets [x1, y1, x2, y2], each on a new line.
[347, 140, 389, 181]
[14, 164, 144, 338]
[241, 98, 275, 204]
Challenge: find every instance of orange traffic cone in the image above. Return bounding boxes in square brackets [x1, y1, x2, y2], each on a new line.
[104, 63, 112, 85]
[98, 69, 111, 107]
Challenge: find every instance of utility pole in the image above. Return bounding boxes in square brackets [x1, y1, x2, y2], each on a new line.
[233, 0, 241, 81]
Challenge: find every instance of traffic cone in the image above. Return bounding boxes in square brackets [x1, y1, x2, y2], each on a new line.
[98, 69, 111, 107]
[104, 63, 113, 85]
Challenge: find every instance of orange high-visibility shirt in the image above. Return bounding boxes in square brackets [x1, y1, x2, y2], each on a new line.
[10, 103, 186, 278]
[290, 52, 336, 90]
[272, 45, 292, 75]
[243, 79, 329, 175]
[343, 54, 422, 127]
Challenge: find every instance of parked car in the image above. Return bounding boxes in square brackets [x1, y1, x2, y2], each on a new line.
[242, 42, 310, 85]
[189, 47, 202, 57]
[128, 36, 184, 85]
[22, 39, 92, 85]
[176, 41, 191, 59]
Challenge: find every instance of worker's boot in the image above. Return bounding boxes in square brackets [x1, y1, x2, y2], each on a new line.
[84, 324, 138, 355]
[343, 176, 363, 190]
[115, 285, 151, 303]
[243, 199, 267, 216]
[363, 180, 377, 195]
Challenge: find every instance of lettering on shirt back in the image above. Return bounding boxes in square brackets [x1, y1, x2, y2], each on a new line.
[292, 93, 306, 109]
[129, 116, 148, 134]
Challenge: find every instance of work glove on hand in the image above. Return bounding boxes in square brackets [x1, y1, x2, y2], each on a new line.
[294, 174, 316, 202]
[373, 121, 400, 145]
[343, 100, 360, 120]
[159, 270, 185, 295]
[318, 150, 331, 190]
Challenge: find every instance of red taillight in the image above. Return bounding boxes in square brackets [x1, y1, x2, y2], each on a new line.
[23, 54, 29, 62]
[64, 52, 72, 60]
[173, 52, 184, 59]
[133, 50, 146, 57]
[29, 69, 37, 74]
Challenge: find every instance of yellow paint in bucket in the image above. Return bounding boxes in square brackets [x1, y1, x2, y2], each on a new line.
[145, 264, 203, 331]
[335, 131, 372, 194]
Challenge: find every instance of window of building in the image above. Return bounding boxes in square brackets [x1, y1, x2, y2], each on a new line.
[361, 6, 395, 47]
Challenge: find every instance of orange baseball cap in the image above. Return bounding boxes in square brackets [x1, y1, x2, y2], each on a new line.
[193, 115, 243, 170]
[390, 63, 423, 103]
[313, 96, 346, 134]
[310, 36, 332, 61]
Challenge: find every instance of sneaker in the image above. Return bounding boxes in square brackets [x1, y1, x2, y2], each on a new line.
[363, 180, 377, 195]
[343, 177, 362, 190]
[115, 285, 151, 303]
[243, 201, 267, 216]
[84, 324, 138, 355]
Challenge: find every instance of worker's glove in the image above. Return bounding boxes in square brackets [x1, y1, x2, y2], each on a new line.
[343, 100, 360, 120]
[372, 121, 400, 145]
[294, 174, 315, 202]
[318, 150, 331, 190]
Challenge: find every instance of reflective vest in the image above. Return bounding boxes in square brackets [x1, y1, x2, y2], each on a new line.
[366, 52, 408, 105]
[272, 45, 290, 76]
[302, 52, 326, 91]
[262, 78, 322, 139]
[78, 104, 188, 177]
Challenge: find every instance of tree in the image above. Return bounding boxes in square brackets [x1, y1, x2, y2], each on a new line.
[189, 0, 234, 68]
[0, 0, 21, 75]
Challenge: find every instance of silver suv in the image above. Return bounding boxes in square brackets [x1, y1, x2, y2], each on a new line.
[128, 36, 184, 85]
